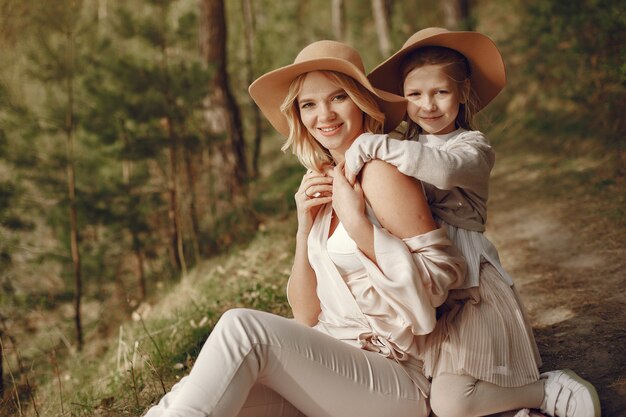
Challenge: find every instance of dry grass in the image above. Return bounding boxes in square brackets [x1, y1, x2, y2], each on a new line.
[12, 212, 298, 417]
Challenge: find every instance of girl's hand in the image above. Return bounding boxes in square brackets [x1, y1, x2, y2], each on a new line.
[345, 165, 358, 186]
[330, 162, 367, 231]
[295, 170, 333, 235]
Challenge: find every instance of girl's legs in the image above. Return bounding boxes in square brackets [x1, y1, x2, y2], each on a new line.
[144, 308, 427, 417]
[431, 372, 600, 417]
[430, 373, 543, 417]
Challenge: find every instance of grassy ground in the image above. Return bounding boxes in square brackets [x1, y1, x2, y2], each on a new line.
[1, 152, 304, 417]
[5, 124, 625, 416]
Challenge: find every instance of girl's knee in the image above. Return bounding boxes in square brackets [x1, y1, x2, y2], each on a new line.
[430, 374, 479, 417]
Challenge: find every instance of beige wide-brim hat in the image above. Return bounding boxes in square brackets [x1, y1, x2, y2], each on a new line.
[249, 40, 407, 137]
[369, 27, 506, 111]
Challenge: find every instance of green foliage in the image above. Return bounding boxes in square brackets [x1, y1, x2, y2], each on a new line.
[0, 180, 34, 231]
[202, 205, 260, 255]
[251, 156, 304, 214]
[75, 0, 219, 291]
[512, 0, 625, 147]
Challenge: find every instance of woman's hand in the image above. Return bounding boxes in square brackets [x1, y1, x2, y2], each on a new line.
[329, 163, 376, 260]
[295, 170, 333, 236]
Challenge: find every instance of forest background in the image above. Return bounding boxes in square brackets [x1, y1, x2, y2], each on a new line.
[0, 0, 624, 416]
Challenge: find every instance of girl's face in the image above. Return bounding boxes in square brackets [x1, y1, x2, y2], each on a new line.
[403, 64, 467, 135]
[298, 71, 364, 162]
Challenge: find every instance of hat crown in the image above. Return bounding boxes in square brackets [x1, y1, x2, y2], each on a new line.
[368, 26, 505, 112]
[294, 40, 365, 73]
[402, 27, 450, 49]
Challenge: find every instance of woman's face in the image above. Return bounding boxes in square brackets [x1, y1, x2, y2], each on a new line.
[403, 64, 465, 135]
[297, 71, 364, 161]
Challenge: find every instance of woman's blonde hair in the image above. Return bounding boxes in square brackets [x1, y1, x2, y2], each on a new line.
[280, 70, 385, 172]
[400, 46, 480, 139]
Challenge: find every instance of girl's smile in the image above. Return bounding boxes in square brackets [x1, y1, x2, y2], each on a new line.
[403, 64, 467, 135]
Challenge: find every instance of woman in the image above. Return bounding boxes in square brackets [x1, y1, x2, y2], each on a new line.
[143, 40, 466, 417]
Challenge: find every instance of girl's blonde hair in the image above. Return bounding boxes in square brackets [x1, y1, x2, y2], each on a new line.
[280, 70, 385, 172]
[400, 46, 480, 139]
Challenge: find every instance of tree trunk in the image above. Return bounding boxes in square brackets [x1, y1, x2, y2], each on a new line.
[67, 140, 83, 351]
[371, 0, 392, 58]
[121, 132, 150, 298]
[133, 236, 146, 300]
[0, 328, 3, 396]
[331, 0, 345, 41]
[442, 0, 473, 30]
[241, 0, 263, 178]
[166, 137, 182, 272]
[65, 14, 83, 352]
[167, 136, 185, 274]
[183, 146, 201, 262]
[199, 0, 248, 192]
[203, 146, 218, 222]
[156, 2, 184, 273]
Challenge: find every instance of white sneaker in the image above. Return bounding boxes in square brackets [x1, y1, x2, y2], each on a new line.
[540, 369, 601, 417]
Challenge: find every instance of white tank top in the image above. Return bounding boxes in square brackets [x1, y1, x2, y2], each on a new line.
[326, 221, 362, 274]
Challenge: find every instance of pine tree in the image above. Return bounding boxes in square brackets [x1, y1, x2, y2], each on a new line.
[25, 0, 94, 351]
[82, 0, 213, 282]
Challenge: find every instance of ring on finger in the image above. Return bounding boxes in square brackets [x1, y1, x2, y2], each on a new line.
[305, 188, 321, 199]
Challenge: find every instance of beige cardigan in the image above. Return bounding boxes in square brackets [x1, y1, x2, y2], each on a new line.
[307, 204, 466, 394]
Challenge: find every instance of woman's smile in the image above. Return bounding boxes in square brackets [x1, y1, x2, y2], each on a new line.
[298, 71, 364, 160]
[318, 123, 344, 136]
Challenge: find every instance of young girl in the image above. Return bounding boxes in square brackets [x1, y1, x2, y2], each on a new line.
[344, 27, 601, 417]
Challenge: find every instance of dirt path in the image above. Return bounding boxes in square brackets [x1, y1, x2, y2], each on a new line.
[486, 155, 626, 416]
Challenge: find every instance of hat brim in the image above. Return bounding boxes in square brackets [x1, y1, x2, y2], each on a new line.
[368, 30, 506, 111]
[249, 58, 406, 137]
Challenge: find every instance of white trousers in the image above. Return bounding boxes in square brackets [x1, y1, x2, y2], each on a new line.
[143, 308, 428, 417]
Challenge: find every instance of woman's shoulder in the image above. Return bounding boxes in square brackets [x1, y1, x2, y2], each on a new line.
[359, 160, 434, 238]
[360, 160, 421, 195]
